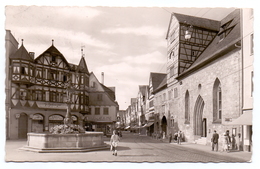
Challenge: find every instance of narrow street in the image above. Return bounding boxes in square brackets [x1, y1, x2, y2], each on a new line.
[5, 131, 251, 162]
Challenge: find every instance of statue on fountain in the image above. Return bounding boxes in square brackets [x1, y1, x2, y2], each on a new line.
[49, 77, 85, 134]
[64, 78, 74, 126]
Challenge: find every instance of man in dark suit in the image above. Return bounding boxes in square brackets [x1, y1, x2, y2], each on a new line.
[211, 130, 219, 151]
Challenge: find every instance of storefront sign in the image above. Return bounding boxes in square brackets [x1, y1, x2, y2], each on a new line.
[37, 102, 67, 109]
[49, 115, 64, 121]
[87, 116, 112, 122]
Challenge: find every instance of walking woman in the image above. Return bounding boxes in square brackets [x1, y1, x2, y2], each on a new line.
[222, 133, 230, 152]
[110, 130, 120, 156]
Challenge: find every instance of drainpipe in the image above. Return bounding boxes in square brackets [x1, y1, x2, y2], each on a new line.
[239, 8, 244, 151]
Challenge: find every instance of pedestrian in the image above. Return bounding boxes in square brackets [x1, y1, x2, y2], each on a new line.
[226, 130, 231, 151]
[222, 133, 230, 152]
[177, 131, 182, 144]
[110, 130, 120, 156]
[211, 130, 219, 151]
[169, 133, 172, 143]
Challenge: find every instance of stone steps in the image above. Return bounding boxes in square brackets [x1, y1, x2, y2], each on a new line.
[194, 137, 207, 145]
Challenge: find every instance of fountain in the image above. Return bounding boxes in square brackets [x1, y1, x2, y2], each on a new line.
[21, 79, 108, 153]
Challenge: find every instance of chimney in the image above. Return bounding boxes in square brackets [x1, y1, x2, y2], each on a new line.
[101, 72, 104, 84]
[29, 52, 35, 59]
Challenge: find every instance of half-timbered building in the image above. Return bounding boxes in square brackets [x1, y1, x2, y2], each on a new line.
[6, 37, 94, 139]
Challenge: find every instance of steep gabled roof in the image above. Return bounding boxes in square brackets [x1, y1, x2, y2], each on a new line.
[35, 44, 71, 69]
[153, 75, 167, 94]
[177, 9, 241, 79]
[139, 85, 148, 96]
[131, 98, 137, 104]
[150, 72, 167, 90]
[89, 72, 117, 101]
[101, 83, 116, 100]
[166, 12, 220, 40]
[77, 56, 90, 74]
[10, 44, 34, 62]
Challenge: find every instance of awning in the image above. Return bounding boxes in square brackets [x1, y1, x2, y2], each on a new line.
[145, 122, 154, 127]
[226, 111, 252, 125]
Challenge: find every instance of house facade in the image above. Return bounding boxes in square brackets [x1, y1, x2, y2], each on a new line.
[86, 72, 119, 135]
[165, 9, 243, 146]
[5, 31, 118, 139]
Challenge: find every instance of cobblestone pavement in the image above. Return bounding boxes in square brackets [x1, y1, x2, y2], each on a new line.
[5, 131, 252, 163]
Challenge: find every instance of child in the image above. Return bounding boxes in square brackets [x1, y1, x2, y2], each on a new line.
[110, 130, 120, 156]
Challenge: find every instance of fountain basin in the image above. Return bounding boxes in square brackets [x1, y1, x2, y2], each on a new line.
[20, 132, 109, 153]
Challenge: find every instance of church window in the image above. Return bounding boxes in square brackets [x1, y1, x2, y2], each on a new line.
[213, 78, 222, 123]
[185, 90, 190, 124]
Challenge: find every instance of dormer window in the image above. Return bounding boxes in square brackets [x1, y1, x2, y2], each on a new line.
[218, 19, 235, 42]
[52, 56, 56, 62]
[91, 82, 96, 88]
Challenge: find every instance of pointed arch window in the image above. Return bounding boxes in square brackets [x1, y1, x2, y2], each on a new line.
[185, 90, 190, 124]
[213, 78, 222, 123]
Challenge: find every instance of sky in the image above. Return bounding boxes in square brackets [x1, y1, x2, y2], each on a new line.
[5, 6, 236, 110]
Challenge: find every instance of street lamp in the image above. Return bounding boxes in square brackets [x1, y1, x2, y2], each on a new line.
[183, 21, 193, 40]
[185, 30, 192, 40]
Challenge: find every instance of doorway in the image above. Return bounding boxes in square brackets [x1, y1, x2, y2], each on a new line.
[18, 113, 28, 139]
[161, 116, 167, 135]
[202, 118, 207, 137]
[194, 95, 205, 136]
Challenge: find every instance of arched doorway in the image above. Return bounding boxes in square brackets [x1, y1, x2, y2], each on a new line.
[18, 113, 28, 139]
[194, 95, 206, 137]
[161, 116, 167, 135]
[31, 114, 44, 133]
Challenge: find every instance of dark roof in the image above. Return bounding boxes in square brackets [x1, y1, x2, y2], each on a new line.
[153, 75, 167, 94]
[10, 44, 34, 62]
[131, 98, 137, 104]
[177, 9, 241, 79]
[101, 83, 116, 100]
[150, 72, 167, 90]
[77, 57, 90, 74]
[174, 13, 220, 30]
[166, 12, 220, 39]
[139, 85, 148, 96]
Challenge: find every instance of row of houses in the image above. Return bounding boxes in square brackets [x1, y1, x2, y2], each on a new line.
[5, 30, 119, 139]
[124, 9, 253, 152]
